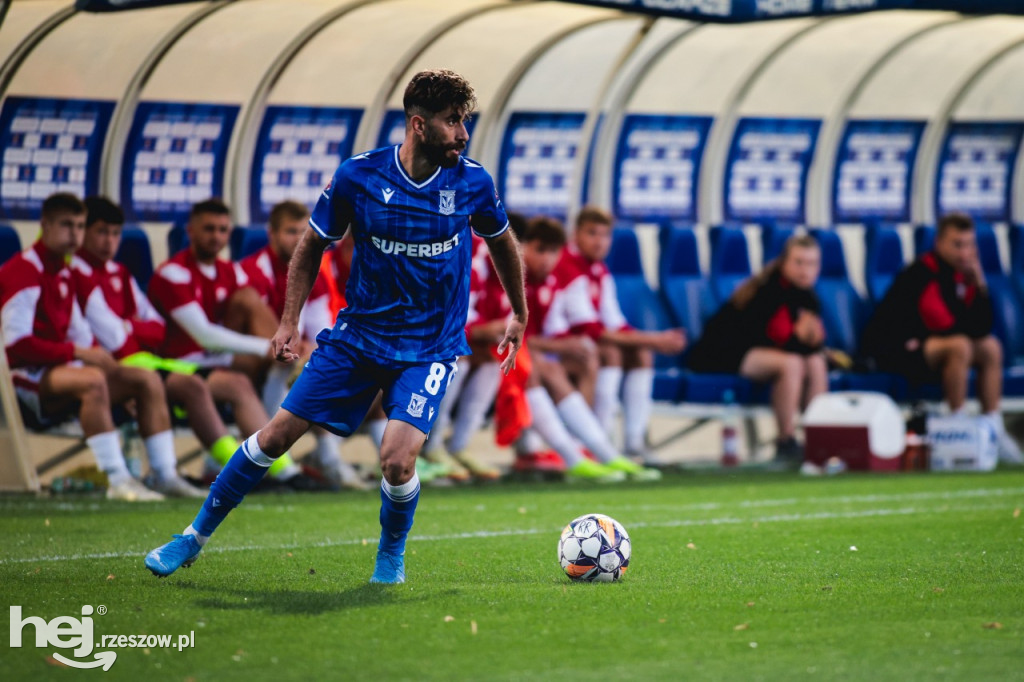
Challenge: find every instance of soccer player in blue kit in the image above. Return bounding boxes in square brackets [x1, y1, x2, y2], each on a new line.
[145, 69, 528, 584]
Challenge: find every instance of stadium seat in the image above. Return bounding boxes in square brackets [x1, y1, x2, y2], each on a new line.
[167, 223, 189, 256]
[914, 224, 935, 256]
[760, 223, 795, 263]
[231, 225, 269, 261]
[864, 226, 903, 303]
[975, 224, 1024, 364]
[0, 224, 22, 265]
[810, 229, 867, 357]
[607, 228, 682, 387]
[114, 225, 154, 290]
[657, 225, 714, 340]
[708, 226, 751, 305]
[1010, 224, 1024, 304]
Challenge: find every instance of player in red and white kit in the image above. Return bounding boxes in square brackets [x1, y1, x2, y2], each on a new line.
[147, 198, 306, 484]
[560, 206, 685, 463]
[0, 193, 176, 500]
[71, 196, 250, 496]
[521, 217, 659, 481]
[241, 200, 367, 490]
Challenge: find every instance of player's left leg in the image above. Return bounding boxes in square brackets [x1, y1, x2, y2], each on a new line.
[620, 346, 656, 462]
[973, 335, 1022, 462]
[594, 341, 623, 438]
[372, 420, 428, 584]
[373, 359, 459, 583]
[106, 366, 201, 497]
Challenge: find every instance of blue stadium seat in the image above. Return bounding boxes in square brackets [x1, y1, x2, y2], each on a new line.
[810, 229, 867, 356]
[114, 225, 154, 290]
[0, 224, 22, 265]
[760, 223, 795, 263]
[914, 224, 935, 256]
[864, 227, 903, 303]
[231, 225, 269, 261]
[167, 224, 189, 256]
[708, 226, 750, 305]
[975, 224, 1024, 364]
[657, 225, 714, 340]
[607, 228, 681, 380]
[1011, 224, 1024, 305]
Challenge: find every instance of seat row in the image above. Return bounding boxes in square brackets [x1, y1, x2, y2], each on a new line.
[606, 221, 1024, 405]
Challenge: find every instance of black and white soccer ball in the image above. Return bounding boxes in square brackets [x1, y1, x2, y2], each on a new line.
[557, 513, 630, 582]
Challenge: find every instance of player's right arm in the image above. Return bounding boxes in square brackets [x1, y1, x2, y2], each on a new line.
[273, 165, 354, 362]
[272, 228, 333, 362]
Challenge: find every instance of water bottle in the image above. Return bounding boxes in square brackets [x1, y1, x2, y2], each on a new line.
[721, 389, 740, 467]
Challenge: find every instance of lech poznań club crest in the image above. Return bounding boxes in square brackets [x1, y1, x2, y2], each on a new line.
[407, 393, 427, 418]
[439, 189, 455, 215]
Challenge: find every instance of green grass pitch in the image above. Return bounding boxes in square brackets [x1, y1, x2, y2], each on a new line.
[3, 471, 1022, 681]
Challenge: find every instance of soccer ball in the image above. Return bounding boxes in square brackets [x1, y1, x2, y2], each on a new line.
[557, 513, 630, 582]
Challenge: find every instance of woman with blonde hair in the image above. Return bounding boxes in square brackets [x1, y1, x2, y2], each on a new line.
[687, 234, 827, 462]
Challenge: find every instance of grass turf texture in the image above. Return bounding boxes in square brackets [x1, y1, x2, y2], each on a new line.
[2, 471, 1022, 681]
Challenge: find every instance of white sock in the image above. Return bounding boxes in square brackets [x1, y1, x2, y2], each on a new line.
[88, 431, 130, 485]
[242, 432, 274, 467]
[183, 523, 209, 547]
[144, 430, 178, 482]
[368, 419, 387, 453]
[425, 359, 467, 452]
[315, 431, 344, 468]
[448, 362, 500, 452]
[623, 368, 654, 452]
[594, 366, 623, 436]
[262, 364, 292, 414]
[381, 471, 420, 501]
[557, 392, 621, 463]
[526, 387, 584, 467]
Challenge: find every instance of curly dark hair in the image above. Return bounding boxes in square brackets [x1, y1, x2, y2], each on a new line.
[403, 69, 477, 120]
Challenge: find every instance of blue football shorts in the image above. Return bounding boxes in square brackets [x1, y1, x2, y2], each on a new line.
[281, 337, 459, 437]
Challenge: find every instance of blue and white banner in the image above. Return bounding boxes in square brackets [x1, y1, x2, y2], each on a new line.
[724, 117, 820, 224]
[936, 122, 1023, 222]
[613, 114, 713, 223]
[250, 106, 362, 223]
[121, 102, 238, 223]
[0, 97, 115, 219]
[499, 112, 587, 220]
[833, 120, 925, 223]
[555, 1, 1024, 23]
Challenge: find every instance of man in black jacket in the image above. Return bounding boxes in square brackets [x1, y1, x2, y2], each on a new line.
[862, 212, 1020, 462]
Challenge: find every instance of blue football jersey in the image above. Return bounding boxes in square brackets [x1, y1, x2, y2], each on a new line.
[309, 145, 509, 362]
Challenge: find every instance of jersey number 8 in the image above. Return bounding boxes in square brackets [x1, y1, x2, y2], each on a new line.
[424, 362, 457, 396]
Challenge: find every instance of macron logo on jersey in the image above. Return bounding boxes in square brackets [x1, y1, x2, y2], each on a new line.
[371, 234, 461, 258]
[381, 188, 395, 204]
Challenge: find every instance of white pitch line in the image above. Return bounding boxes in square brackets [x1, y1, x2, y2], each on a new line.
[0, 501, 1012, 567]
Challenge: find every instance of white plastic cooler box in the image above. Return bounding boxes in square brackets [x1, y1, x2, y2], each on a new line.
[802, 392, 906, 471]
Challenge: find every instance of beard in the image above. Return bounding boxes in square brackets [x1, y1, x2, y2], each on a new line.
[421, 126, 464, 168]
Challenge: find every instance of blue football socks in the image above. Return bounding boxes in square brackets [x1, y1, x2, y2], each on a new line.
[378, 472, 421, 556]
[191, 433, 273, 538]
